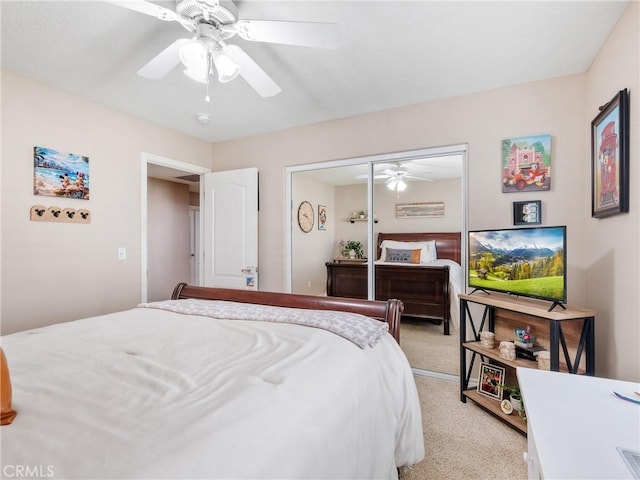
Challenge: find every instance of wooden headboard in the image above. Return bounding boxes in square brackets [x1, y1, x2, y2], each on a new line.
[376, 232, 462, 264]
[171, 283, 403, 343]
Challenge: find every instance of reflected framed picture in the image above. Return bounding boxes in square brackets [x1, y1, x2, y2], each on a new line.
[591, 88, 629, 218]
[513, 200, 541, 225]
[477, 363, 504, 401]
[318, 205, 327, 230]
[396, 202, 444, 218]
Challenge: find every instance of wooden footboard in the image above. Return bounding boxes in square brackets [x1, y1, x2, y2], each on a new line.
[171, 283, 403, 343]
[326, 262, 452, 335]
[375, 263, 451, 335]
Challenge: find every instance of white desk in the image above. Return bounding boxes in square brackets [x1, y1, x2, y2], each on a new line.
[517, 368, 640, 479]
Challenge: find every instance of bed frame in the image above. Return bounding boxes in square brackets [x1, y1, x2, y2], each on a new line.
[326, 232, 461, 335]
[171, 283, 404, 343]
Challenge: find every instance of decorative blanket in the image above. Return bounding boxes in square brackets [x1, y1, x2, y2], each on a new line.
[138, 299, 389, 348]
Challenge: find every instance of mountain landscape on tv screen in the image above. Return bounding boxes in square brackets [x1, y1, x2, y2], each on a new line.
[469, 237, 557, 265]
[468, 229, 565, 301]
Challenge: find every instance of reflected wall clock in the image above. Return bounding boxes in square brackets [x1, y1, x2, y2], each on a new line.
[297, 201, 314, 233]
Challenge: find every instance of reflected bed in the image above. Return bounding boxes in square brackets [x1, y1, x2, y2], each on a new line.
[326, 232, 462, 335]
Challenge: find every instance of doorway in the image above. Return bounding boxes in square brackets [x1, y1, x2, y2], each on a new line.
[141, 152, 211, 302]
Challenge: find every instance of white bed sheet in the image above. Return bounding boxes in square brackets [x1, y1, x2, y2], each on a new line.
[374, 259, 462, 329]
[0, 306, 424, 479]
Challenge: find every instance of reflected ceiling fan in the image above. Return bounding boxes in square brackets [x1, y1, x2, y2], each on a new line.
[104, 0, 340, 98]
[356, 165, 433, 192]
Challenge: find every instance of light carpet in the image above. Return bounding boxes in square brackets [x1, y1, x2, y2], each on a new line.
[400, 375, 527, 480]
[400, 320, 459, 375]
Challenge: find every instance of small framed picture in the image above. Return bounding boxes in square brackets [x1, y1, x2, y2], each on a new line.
[318, 205, 327, 230]
[477, 362, 505, 401]
[513, 200, 541, 225]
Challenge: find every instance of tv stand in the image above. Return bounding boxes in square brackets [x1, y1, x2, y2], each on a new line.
[459, 291, 595, 435]
[547, 301, 566, 312]
[469, 287, 491, 295]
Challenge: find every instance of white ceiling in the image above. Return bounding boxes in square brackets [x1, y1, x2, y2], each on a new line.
[1, 1, 628, 144]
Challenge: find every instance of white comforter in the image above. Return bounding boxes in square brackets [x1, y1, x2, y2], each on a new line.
[374, 259, 463, 329]
[0, 305, 424, 479]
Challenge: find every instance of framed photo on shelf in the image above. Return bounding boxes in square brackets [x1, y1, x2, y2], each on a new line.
[318, 205, 327, 230]
[513, 200, 541, 225]
[591, 88, 629, 218]
[477, 362, 505, 401]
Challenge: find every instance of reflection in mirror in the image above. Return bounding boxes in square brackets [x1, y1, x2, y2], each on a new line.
[289, 153, 464, 376]
[371, 156, 463, 375]
[291, 164, 368, 297]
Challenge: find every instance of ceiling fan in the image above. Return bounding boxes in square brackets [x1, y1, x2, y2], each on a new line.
[104, 0, 340, 98]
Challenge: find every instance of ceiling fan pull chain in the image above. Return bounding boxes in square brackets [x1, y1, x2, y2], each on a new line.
[205, 53, 213, 102]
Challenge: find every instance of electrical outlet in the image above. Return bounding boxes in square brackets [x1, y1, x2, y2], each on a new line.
[117, 247, 126, 261]
[307, 281, 311, 288]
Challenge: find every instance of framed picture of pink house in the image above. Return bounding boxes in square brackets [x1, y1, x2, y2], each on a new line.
[501, 134, 551, 193]
[591, 89, 629, 218]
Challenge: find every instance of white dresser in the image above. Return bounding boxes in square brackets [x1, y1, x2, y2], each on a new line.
[517, 368, 640, 479]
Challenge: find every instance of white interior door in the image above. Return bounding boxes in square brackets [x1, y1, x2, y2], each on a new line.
[203, 168, 258, 289]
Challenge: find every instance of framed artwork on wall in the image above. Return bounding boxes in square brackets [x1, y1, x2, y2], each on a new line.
[396, 202, 445, 218]
[501, 134, 551, 193]
[33, 146, 90, 200]
[513, 200, 541, 225]
[591, 88, 629, 218]
[318, 205, 327, 230]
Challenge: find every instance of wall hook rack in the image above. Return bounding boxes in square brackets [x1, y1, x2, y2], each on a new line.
[30, 205, 91, 224]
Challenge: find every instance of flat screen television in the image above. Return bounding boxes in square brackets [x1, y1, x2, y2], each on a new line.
[468, 226, 567, 310]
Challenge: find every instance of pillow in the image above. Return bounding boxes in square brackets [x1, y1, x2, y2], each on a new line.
[380, 240, 437, 263]
[385, 248, 421, 264]
[1, 347, 17, 425]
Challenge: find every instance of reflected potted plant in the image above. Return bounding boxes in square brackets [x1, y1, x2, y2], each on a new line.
[343, 240, 364, 259]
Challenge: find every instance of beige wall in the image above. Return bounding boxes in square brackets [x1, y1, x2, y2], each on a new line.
[212, 3, 638, 380]
[291, 174, 336, 295]
[147, 178, 191, 302]
[212, 75, 588, 298]
[0, 71, 212, 334]
[584, 2, 639, 382]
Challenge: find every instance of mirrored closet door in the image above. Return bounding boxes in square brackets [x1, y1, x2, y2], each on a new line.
[287, 146, 467, 376]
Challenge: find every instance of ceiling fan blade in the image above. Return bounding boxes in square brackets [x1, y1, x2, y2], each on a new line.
[137, 38, 190, 79]
[405, 174, 434, 181]
[355, 174, 388, 180]
[234, 20, 340, 49]
[102, 0, 177, 21]
[227, 45, 281, 97]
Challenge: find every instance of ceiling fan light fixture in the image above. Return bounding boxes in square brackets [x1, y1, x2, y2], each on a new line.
[387, 179, 407, 192]
[179, 40, 208, 82]
[183, 65, 208, 84]
[212, 50, 241, 83]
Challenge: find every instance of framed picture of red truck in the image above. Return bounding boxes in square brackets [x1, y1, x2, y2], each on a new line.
[502, 134, 551, 193]
[591, 89, 629, 219]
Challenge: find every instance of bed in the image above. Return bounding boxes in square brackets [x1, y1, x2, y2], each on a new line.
[0, 283, 424, 479]
[326, 232, 462, 335]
